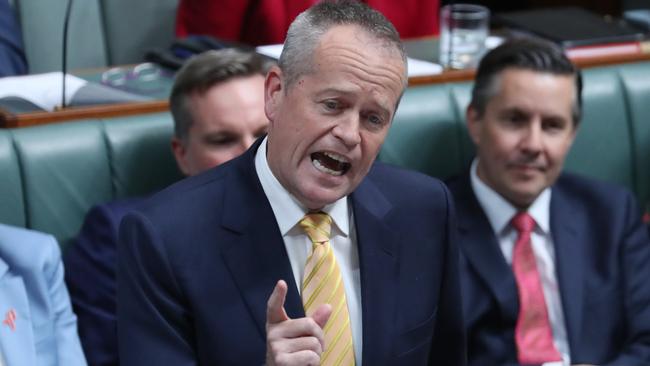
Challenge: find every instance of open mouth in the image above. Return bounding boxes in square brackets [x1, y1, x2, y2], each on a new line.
[311, 151, 351, 176]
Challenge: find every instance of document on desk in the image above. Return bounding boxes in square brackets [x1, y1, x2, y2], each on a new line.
[0, 71, 152, 112]
[0, 72, 86, 111]
[256, 44, 443, 77]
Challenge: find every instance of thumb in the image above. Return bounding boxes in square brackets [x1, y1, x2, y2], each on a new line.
[266, 280, 290, 325]
[310, 303, 332, 329]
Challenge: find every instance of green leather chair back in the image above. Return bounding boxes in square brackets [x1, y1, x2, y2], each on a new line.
[6, 114, 182, 248]
[564, 67, 635, 192]
[0, 131, 26, 227]
[15, 0, 180, 72]
[380, 82, 473, 180]
[102, 113, 182, 199]
[100, 0, 178, 65]
[11, 120, 113, 247]
[15, 0, 108, 73]
[618, 62, 650, 208]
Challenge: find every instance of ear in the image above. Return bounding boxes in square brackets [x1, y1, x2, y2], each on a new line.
[264, 65, 284, 123]
[171, 137, 190, 176]
[466, 104, 482, 146]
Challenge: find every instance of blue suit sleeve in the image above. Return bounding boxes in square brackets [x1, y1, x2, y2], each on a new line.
[603, 190, 650, 365]
[43, 235, 88, 365]
[0, 0, 27, 76]
[64, 205, 121, 366]
[118, 211, 197, 366]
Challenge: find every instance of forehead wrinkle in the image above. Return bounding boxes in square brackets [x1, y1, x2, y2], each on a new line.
[317, 46, 405, 94]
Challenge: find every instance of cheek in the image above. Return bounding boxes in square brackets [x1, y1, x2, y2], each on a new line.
[362, 130, 389, 154]
[547, 141, 573, 166]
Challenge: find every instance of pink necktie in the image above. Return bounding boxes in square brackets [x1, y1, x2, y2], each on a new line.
[511, 212, 562, 365]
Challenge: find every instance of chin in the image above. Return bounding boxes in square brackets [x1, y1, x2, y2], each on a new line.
[300, 187, 349, 210]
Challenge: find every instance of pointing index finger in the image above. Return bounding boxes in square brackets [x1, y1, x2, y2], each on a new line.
[266, 280, 290, 324]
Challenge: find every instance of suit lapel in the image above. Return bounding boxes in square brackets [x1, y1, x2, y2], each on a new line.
[219, 142, 304, 339]
[550, 184, 584, 355]
[0, 260, 37, 366]
[453, 175, 519, 321]
[350, 177, 399, 364]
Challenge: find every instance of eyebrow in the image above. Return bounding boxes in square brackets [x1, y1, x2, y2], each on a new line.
[500, 107, 570, 122]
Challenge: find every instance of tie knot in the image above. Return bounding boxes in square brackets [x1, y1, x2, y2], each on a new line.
[299, 212, 332, 244]
[511, 212, 536, 233]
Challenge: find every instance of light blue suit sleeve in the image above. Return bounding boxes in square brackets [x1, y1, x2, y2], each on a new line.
[0, 224, 87, 366]
[42, 236, 87, 366]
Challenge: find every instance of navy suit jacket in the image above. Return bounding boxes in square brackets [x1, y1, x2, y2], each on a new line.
[117, 140, 466, 365]
[0, 0, 27, 76]
[64, 198, 143, 366]
[448, 172, 650, 366]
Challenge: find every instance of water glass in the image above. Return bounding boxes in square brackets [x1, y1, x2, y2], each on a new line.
[439, 4, 490, 69]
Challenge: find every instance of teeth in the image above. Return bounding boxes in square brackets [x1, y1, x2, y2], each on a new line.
[323, 151, 348, 164]
[313, 158, 344, 176]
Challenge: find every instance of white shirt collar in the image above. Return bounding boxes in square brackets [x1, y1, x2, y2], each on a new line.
[470, 158, 551, 234]
[254, 137, 350, 237]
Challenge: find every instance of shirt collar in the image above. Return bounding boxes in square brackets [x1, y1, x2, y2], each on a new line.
[254, 137, 350, 237]
[470, 158, 551, 234]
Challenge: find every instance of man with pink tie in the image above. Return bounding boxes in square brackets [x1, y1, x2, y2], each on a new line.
[447, 37, 650, 365]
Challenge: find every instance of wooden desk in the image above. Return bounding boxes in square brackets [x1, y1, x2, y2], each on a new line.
[0, 100, 169, 128]
[2, 46, 650, 128]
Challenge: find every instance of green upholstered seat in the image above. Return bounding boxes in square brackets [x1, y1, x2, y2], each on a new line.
[0, 130, 26, 227]
[11, 120, 112, 247]
[102, 113, 182, 199]
[564, 67, 635, 192]
[380, 83, 472, 180]
[100, 0, 178, 65]
[15, 0, 108, 73]
[618, 62, 650, 208]
[15, 0, 180, 72]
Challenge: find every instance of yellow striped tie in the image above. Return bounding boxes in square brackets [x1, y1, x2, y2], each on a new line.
[300, 213, 355, 366]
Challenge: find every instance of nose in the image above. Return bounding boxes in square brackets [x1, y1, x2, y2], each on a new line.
[332, 115, 361, 148]
[520, 121, 543, 154]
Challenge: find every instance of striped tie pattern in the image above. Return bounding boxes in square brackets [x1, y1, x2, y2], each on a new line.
[300, 213, 355, 366]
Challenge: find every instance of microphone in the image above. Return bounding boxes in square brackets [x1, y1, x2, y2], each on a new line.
[61, 0, 73, 109]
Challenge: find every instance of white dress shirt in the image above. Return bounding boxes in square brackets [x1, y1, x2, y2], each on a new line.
[255, 137, 363, 363]
[470, 159, 570, 366]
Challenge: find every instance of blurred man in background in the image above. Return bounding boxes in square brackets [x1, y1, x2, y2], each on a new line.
[64, 48, 271, 366]
[449, 38, 650, 366]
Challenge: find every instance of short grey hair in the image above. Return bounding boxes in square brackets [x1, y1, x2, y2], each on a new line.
[170, 48, 274, 141]
[279, 0, 406, 88]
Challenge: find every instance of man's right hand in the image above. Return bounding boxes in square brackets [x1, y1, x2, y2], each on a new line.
[265, 280, 332, 366]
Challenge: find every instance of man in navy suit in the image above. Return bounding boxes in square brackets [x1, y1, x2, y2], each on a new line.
[63, 49, 270, 366]
[118, 1, 465, 365]
[448, 38, 650, 365]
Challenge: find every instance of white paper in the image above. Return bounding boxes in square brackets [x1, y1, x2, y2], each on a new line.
[406, 57, 443, 77]
[0, 72, 87, 111]
[256, 44, 443, 77]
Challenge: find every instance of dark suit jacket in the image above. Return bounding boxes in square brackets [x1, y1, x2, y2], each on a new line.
[117, 140, 466, 365]
[0, 0, 27, 76]
[448, 172, 650, 366]
[64, 198, 143, 366]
